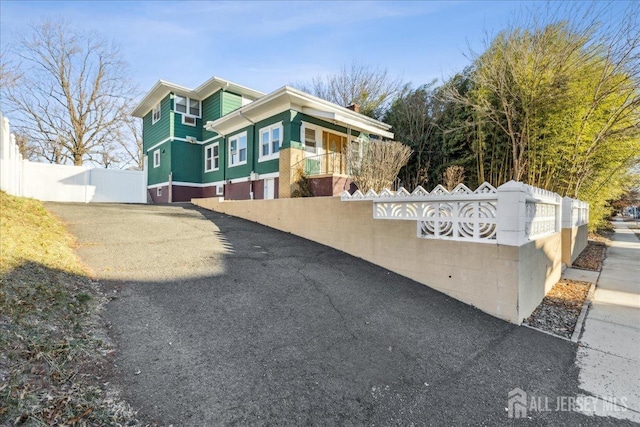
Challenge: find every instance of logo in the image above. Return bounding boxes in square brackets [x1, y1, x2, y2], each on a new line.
[508, 388, 527, 419]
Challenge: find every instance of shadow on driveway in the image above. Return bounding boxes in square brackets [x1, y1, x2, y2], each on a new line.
[45, 202, 624, 426]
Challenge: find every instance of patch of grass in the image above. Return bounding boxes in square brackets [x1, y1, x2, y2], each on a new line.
[0, 192, 137, 425]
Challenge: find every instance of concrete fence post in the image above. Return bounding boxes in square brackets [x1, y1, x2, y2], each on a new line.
[496, 180, 527, 246]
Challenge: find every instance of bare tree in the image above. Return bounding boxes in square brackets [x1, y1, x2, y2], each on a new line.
[442, 165, 465, 190]
[346, 140, 412, 193]
[2, 19, 134, 166]
[294, 62, 403, 119]
[117, 115, 144, 170]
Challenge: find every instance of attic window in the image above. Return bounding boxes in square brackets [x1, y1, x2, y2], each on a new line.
[174, 95, 201, 117]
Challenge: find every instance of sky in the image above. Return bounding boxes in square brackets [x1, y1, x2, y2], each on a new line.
[0, 0, 633, 98]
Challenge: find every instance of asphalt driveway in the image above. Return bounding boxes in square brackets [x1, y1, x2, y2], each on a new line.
[45, 202, 625, 426]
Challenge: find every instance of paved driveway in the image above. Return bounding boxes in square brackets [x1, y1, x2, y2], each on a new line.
[46, 203, 624, 426]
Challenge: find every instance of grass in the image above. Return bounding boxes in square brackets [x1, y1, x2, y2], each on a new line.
[0, 192, 137, 425]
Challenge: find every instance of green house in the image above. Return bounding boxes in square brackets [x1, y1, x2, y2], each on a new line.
[132, 77, 393, 202]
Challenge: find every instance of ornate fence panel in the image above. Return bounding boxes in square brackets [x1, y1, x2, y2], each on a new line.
[342, 180, 569, 246]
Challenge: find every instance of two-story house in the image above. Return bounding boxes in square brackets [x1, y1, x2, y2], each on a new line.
[132, 76, 394, 202]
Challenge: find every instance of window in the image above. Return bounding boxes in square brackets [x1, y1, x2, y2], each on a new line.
[182, 115, 196, 126]
[259, 123, 283, 161]
[174, 95, 200, 117]
[152, 102, 161, 124]
[303, 125, 318, 154]
[157, 187, 162, 197]
[229, 132, 247, 167]
[153, 149, 160, 168]
[205, 143, 219, 172]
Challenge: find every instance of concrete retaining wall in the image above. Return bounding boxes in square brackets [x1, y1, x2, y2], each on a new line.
[562, 224, 589, 266]
[192, 196, 563, 323]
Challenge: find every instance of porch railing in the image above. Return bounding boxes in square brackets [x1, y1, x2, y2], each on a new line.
[291, 152, 348, 176]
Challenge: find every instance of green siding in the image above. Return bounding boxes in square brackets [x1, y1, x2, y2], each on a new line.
[171, 142, 202, 183]
[202, 92, 222, 141]
[295, 111, 362, 138]
[147, 141, 171, 185]
[202, 138, 225, 183]
[253, 111, 291, 175]
[225, 126, 254, 180]
[142, 94, 171, 152]
[173, 112, 203, 140]
[221, 92, 242, 116]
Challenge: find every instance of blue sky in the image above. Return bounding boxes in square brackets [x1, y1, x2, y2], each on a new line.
[0, 1, 632, 97]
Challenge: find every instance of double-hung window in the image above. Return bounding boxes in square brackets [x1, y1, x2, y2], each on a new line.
[152, 102, 161, 124]
[174, 95, 200, 126]
[205, 143, 219, 172]
[229, 132, 247, 167]
[259, 122, 282, 161]
[303, 125, 319, 154]
[153, 149, 160, 168]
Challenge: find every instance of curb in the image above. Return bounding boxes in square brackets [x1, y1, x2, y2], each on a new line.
[570, 241, 607, 343]
[570, 281, 596, 343]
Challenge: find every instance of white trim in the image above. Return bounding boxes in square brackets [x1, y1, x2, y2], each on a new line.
[258, 121, 283, 163]
[204, 142, 220, 172]
[147, 181, 169, 189]
[258, 172, 279, 179]
[153, 149, 160, 168]
[146, 137, 171, 153]
[132, 77, 265, 119]
[204, 86, 393, 138]
[202, 135, 223, 144]
[148, 180, 225, 189]
[228, 131, 248, 168]
[227, 177, 250, 184]
[173, 181, 224, 188]
[152, 102, 161, 124]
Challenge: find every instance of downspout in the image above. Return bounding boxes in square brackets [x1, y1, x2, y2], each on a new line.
[239, 110, 256, 200]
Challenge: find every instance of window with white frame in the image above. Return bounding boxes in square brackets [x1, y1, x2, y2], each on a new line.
[153, 149, 160, 168]
[174, 95, 201, 117]
[152, 102, 161, 124]
[205, 143, 219, 172]
[157, 187, 162, 197]
[229, 132, 247, 167]
[259, 123, 282, 161]
[302, 124, 319, 154]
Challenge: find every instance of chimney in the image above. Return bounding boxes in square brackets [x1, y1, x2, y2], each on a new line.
[346, 103, 360, 113]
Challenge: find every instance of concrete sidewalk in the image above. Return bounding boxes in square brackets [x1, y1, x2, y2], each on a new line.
[576, 219, 640, 422]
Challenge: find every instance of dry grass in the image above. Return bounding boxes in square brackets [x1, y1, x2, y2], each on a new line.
[0, 192, 137, 425]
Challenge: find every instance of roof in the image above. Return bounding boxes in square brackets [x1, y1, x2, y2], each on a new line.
[204, 86, 394, 139]
[131, 76, 266, 118]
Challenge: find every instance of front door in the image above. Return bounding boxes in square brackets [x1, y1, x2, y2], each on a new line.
[323, 132, 347, 174]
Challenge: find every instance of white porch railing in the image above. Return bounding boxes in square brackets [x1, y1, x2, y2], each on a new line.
[341, 180, 568, 246]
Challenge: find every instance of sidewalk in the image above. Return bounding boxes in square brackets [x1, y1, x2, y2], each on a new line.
[576, 219, 640, 422]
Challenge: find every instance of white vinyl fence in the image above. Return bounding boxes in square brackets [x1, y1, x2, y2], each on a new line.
[1, 112, 146, 203]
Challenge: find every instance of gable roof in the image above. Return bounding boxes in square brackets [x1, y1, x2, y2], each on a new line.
[131, 76, 265, 118]
[204, 86, 394, 139]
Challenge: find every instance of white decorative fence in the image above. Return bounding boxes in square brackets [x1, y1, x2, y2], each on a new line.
[1, 112, 147, 203]
[562, 196, 589, 228]
[342, 180, 566, 247]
